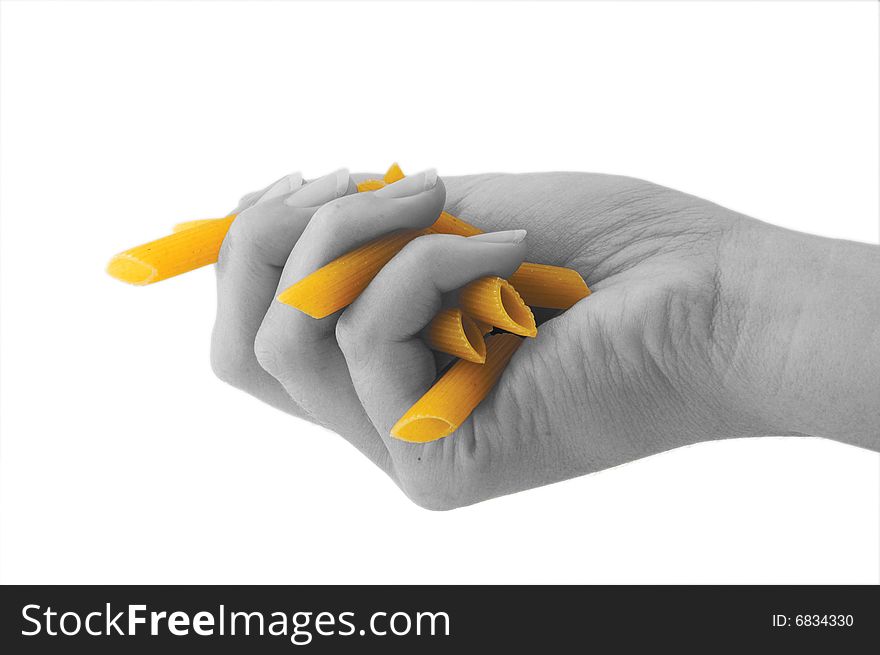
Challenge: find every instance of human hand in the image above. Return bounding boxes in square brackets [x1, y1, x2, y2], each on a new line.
[211, 169, 880, 509]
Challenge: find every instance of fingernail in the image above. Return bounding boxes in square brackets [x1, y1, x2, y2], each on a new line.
[468, 229, 527, 245]
[257, 172, 304, 204]
[373, 168, 437, 198]
[284, 168, 350, 207]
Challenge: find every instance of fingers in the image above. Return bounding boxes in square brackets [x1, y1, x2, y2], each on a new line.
[231, 172, 301, 215]
[256, 169, 446, 358]
[252, 171, 445, 460]
[350, 172, 384, 184]
[336, 230, 527, 439]
[283, 169, 446, 287]
[211, 170, 353, 411]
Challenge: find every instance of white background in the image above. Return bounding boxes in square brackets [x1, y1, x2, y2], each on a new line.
[1, 0, 878, 584]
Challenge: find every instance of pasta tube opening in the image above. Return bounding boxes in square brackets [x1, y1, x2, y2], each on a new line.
[393, 417, 456, 443]
[425, 308, 487, 363]
[500, 283, 536, 337]
[391, 333, 522, 443]
[106, 216, 236, 286]
[106, 254, 158, 286]
[459, 277, 537, 338]
[461, 314, 487, 361]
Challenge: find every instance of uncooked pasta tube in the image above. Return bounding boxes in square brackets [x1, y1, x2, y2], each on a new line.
[430, 211, 482, 237]
[277, 178, 587, 318]
[108, 164, 401, 285]
[508, 263, 591, 309]
[459, 277, 537, 337]
[391, 333, 522, 442]
[276, 230, 425, 318]
[474, 319, 494, 335]
[356, 163, 404, 192]
[107, 216, 235, 285]
[108, 163, 591, 310]
[426, 213, 590, 308]
[425, 308, 487, 363]
[384, 162, 405, 184]
[356, 179, 387, 192]
[276, 217, 588, 318]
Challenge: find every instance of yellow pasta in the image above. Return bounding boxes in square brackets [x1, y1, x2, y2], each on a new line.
[391, 333, 522, 442]
[356, 179, 386, 192]
[171, 218, 226, 233]
[508, 263, 591, 309]
[425, 308, 487, 363]
[166, 212, 589, 310]
[276, 229, 424, 318]
[355, 164, 406, 193]
[427, 212, 591, 308]
[474, 318, 494, 335]
[108, 163, 591, 309]
[458, 276, 537, 338]
[384, 162, 405, 184]
[429, 211, 483, 237]
[107, 216, 236, 285]
[277, 209, 590, 318]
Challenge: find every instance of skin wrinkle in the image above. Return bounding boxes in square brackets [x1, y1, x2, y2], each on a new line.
[721, 229, 805, 429]
[775, 243, 834, 393]
[483, 367, 548, 499]
[550, 329, 585, 446]
[457, 405, 481, 463]
[710, 228, 758, 404]
[707, 255, 724, 360]
[586, 327, 641, 458]
[521, 344, 559, 440]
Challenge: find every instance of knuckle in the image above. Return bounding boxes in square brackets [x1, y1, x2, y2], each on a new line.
[334, 311, 361, 354]
[225, 211, 262, 249]
[219, 209, 277, 266]
[217, 216, 251, 268]
[253, 325, 287, 378]
[311, 199, 348, 228]
[253, 318, 316, 383]
[210, 343, 250, 389]
[396, 234, 448, 269]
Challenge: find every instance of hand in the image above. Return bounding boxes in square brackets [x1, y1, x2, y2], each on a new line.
[211, 169, 880, 509]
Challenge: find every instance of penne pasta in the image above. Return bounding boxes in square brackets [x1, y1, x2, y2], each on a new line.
[384, 162, 405, 184]
[108, 163, 591, 310]
[473, 318, 494, 335]
[429, 211, 483, 237]
[276, 229, 424, 319]
[276, 213, 590, 318]
[459, 277, 537, 338]
[107, 216, 235, 285]
[171, 218, 226, 233]
[427, 211, 590, 308]
[425, 308, 487, 363]
[391, 333, 522, 443]
[356, 163, 405, 192]
[356, 179, 386, 192]
[508, 262, 591, 309]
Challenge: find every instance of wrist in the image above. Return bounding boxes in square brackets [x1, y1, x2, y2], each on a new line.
[715, 219, 880, 448]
